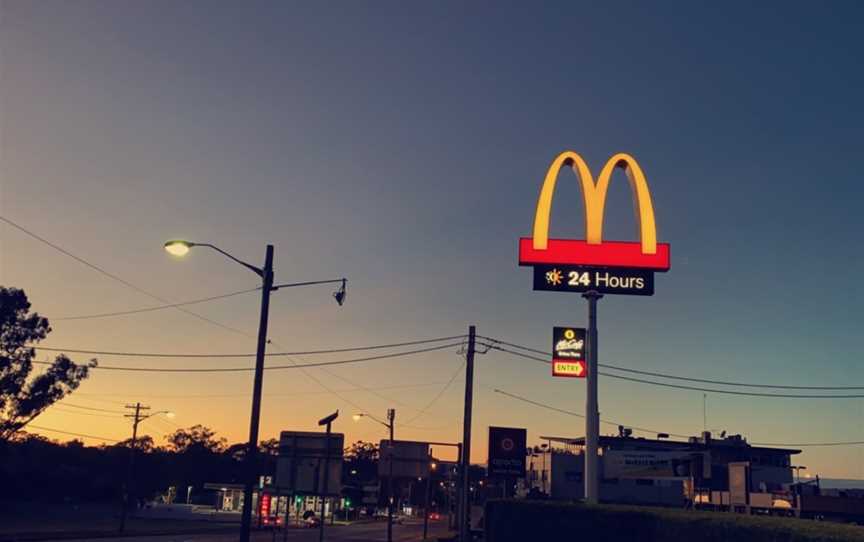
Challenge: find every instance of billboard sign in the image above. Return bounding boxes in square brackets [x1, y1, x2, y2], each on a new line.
[487, 427, 527, 478]
[378, 440, 430, 479]
[275, 431, 344, 495]
[552, 327, 586, 378]
[604, 450, 693, 479]
[518, 152, 670, 294]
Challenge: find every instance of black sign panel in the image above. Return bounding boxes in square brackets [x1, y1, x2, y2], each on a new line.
[533, 265, 654, 296]
[488, 427, 527, 478]
[552, 326, 586, 377]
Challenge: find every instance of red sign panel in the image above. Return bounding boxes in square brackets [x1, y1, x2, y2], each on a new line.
[519, 238, 670, 271]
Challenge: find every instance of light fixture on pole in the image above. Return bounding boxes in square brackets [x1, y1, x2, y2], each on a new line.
[164, 239, 347, 542]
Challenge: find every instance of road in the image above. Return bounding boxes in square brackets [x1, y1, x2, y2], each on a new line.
[54, 520, 453, 542]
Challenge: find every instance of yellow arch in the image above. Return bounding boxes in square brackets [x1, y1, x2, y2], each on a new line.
[531, 151, 658, 255]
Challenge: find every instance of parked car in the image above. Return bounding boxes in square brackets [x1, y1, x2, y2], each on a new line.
[302, 510, 321, 528]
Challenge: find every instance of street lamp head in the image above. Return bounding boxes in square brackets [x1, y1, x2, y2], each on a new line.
[352, 413, 363, 422]
[164, 240, 195, 257]
[165, 411, 176, 419]
[318, 410, 339, 426]
[333, 279, 347, 306]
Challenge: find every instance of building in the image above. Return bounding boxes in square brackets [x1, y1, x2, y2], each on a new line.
[527, 431, 801, 507]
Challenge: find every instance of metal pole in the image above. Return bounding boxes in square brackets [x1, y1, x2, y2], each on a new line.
[452, 444, 460, 532]
[387, 408, 395, 542]
[319, 421, 332, 542]
[459, 326, 476, 542]
[240, 244, 275, 542]
[582, 291, 602, 504]
[423, 450, 432, 540]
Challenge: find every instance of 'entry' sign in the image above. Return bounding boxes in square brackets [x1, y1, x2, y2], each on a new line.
[552, 327, 586, 378]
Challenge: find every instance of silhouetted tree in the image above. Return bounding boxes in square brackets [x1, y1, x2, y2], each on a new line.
[166, 425, 226, 453]
[0, 287, 96, 440]
[344, 440, 379, 482]
[115, 434, 157, 453]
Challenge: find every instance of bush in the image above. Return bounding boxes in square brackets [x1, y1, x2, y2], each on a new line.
[485, 500, 864, 542]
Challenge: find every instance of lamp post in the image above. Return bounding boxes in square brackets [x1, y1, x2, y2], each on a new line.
[423, 454, 436, 540]
[353, 409, 395, 542]
[317, 411, 339, 542]
[164, 240, 347, 542]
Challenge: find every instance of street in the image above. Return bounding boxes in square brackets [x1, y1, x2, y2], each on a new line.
[55, 520, 452, 542]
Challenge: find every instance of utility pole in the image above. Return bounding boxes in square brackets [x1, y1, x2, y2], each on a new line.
[459, 326, 476, 542]
[120, 402, 149, 533]
[387, 408, 396, 542]
[583, 292, 602, 504]
[240, 244, 275, 542]
[423, 449, 433, 540]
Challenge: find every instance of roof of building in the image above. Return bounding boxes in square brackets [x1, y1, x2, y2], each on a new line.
[538, 434, 801, 455]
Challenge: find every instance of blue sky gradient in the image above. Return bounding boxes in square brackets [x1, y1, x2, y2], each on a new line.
[2, 1, 863, 474]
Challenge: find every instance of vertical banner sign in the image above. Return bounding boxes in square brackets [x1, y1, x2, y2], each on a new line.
[487, 427, 527, 478]
[552, 327, 586, 378]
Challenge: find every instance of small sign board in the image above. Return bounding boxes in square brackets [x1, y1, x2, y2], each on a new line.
[275, 431, 344, 495]
[604, 451, 694, 479]
[534, 265, 654, 296]
[552, 327, 586, 378]
[488, 427, 526, 478]
[378, 440, 430, 479]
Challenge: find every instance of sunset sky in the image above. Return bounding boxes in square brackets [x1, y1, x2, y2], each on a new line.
[2, 1, 864, 475]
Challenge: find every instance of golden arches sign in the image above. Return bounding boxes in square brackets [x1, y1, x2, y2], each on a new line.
[519, 151, 670, 271]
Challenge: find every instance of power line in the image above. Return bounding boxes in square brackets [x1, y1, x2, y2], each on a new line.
[403, 360, 466, 426]
[76, 381, 462, 399]
[480, 335, 864, 391]
[2, 215, 448, 424]
[25, 424, 121, 442]
[48, 406, 125, 419]
[34, 335, 467, 359]
[0, 215, 255, 338]
[56, 403, 127, 414]
[34, 342, 465, 373]
[490, 387, 691, 439]
[490, 387, 864, 448]
[487, 344, 864, 399]
[52, 288, 261, 320]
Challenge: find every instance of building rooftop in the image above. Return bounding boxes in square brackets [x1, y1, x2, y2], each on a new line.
[538, 433, 801, 456]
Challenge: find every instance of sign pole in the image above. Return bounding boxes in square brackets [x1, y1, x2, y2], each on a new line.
[583, 290, 602, 504]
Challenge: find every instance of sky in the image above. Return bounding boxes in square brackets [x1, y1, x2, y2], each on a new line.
[1, 1, 863, 476]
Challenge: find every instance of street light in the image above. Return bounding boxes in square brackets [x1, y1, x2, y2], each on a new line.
[354, 409, 396, 542]
[165, 239, 347, 542]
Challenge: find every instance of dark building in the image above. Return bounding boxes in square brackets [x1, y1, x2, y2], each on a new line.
[527, 431, 801, 507]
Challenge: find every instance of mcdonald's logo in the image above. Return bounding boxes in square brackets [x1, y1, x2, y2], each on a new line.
[518, 151, 670, 271]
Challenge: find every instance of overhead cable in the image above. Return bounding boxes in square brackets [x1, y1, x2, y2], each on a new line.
[0, 215, 255, 338]
[34, 335, 467, 359]
[52, 288, 261, 320]
[34, 342, 464, 373]
[480, 335, 864, 390]
[492, 387, 864, 448]
[488, 345, 864, 399]
[25, 424, 121, 442]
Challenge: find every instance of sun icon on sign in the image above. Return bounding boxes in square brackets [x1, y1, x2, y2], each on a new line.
[545, 268, 563, 286]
